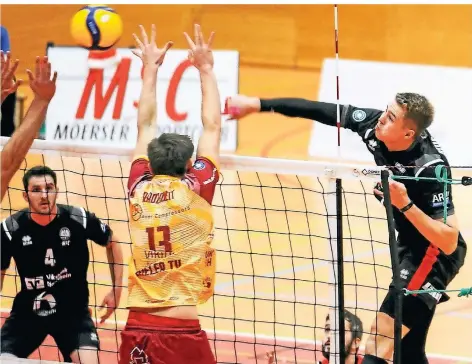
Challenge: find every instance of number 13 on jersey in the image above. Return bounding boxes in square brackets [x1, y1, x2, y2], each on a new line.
[146, 226, 172, 253]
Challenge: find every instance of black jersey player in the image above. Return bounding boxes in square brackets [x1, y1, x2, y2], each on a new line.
[0, 165, 124, 363]
[225, 94, 467, 364]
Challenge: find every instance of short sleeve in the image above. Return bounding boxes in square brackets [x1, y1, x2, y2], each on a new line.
[341, 105, 383, 137]
[1, 220, 12, 270]
[128, 156, 152, 196]
[416, 163, 454, 220]
[85, 211, 113, 247]
[185, 157, 219, 204]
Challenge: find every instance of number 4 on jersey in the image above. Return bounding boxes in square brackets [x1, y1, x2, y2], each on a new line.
[44, 248, 56, 267]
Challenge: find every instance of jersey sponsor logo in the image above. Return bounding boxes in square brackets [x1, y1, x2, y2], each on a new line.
[432, 191, 449, 207]
[129, 347, 150, 364]
[142, 190, 175, 204]
[135, 259, 182, 277]
[100, 222, 107, 233]
[352, 109, 367, 122]
[203, 168, 217, 185]
[422, 282, 442, 303]
[25, 276, 45, 290]
[90, 333, 98, 342]
[59, 227, 71, 246]
[130, 203, 143, 221]
[33, 292, 57, 316]
[22, 235, 32, 246]
[193, 160, 206, 170]
[46, 268, 72, 287]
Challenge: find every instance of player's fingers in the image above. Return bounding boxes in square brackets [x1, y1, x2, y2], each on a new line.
[163, 41, 174, 53]
[139, 24, 149, 45]
[4, 51, 11, 71]
[150, 23, 156, 44]
[46, 60, 51, 80]
[132, 33, 145, 51]
[183, 32, 196, 50]
[207, 31, 215, 48]
[51, 71, 58, 83]
[0, 51, 5, 73]
[26, 69, 34, 82]
[35, 56, 41, 80]
[4, 59, 19, 81]
[194, 24, 202, 46]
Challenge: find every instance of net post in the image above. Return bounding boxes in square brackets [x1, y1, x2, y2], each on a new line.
[380, 170, 402, 364]
[336, 177, 346, 363]
[326, 169, 343, 364]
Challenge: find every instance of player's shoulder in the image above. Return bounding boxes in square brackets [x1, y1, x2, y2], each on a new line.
[1, 208, 29, 237]
[58, 204, 88, 229]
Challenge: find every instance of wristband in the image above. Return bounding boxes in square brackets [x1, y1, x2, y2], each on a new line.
[399, 201, 414, 213]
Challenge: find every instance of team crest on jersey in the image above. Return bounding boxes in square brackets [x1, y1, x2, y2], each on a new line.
[130, 347, 150, 364]
[130, 203, 143, 221]
[59, 227, 71, 246]
[33, 292, 57, 316]
[352, 109, 367, 122]
[193, 160, 206, 170]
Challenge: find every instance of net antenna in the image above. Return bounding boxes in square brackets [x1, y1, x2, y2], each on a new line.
[328, 4, 346, 363]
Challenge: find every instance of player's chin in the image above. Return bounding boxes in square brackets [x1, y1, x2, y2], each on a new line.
[374, 127, 385, 141]
[35, 203, 53, 215]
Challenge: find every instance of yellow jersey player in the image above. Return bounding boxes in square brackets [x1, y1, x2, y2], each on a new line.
[119, 24, 220, 364]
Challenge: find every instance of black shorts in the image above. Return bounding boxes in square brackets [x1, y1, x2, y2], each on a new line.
[379, 257, 451, 363]
[1, 310, 100, 359]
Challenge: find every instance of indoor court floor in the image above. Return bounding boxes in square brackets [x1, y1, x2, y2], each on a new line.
[1, 137, 471, 363]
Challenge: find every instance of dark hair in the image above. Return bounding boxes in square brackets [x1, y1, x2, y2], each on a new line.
[22, 165, 57, 191]
[147, 133, 194, 177]
[395, 92, 434, 135]
[326, 310, 363, 340]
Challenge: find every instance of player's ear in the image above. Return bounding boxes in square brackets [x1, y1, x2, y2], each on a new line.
[186, 159, 193, 171]
[353, 337, 361, 350]
[22, 191, 28, 203]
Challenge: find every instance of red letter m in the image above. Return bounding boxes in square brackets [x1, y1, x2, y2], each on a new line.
[76, 58, 131, 120]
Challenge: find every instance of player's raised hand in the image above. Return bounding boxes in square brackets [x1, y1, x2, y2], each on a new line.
[132, 24, 173, 68]
[388, 180, 410, 209]
[183, 24, 215, 71]
[98, 289, 120, 324]
[26, 56, 57, 102]
[223, 94, 261, 120]
[1, 51, 22, 103]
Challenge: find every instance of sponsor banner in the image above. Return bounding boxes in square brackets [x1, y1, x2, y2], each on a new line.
[45, 46, 239, 151]
[311, 58, 472, 165]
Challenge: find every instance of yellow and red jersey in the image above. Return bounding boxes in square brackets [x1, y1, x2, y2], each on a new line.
[126, 156, 219, 308]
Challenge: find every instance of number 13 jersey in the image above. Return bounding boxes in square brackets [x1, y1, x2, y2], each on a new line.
[127, 156, 219, 309]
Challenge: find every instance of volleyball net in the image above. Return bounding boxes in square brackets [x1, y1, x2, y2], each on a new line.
[1, 137, 471, 364]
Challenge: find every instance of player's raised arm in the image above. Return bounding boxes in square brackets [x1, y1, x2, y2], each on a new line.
[184, 24, 221, 167]
[131, 24, 173, 159]
[225, 95, 382, 134]
[1, 55, 57, 201]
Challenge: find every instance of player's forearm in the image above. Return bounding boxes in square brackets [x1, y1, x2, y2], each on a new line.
[1, 98, 50, 200]
[137, 67, 158, 131]
[200, 67, 221, 131]
[106, 241, 124, 292]
[259, 98, 339, 126]
[403, 205, 459, 255]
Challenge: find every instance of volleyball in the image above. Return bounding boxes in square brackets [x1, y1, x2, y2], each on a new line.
[70, 5, 123, 51]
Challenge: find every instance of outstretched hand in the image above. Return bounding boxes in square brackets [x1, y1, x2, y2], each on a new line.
[1, 51, 22, 103]
[26, 56, 58, 102]
[183, 24, 215, 71]
[223, 94, 261, 120]
[132, 24, 173, 68]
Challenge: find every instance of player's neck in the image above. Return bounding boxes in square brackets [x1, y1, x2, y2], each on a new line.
[30, 205, 59, 226]
[383, 137, 415, 152]
[345, 353, 357, 364]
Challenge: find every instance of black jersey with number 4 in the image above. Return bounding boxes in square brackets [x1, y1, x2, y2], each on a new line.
[341, 105, 466, 281]
[1, 204, 112, 317]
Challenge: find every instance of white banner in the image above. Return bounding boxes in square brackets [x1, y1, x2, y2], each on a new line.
[45, 46, 239, 151]
[310, 58, 472, 165]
